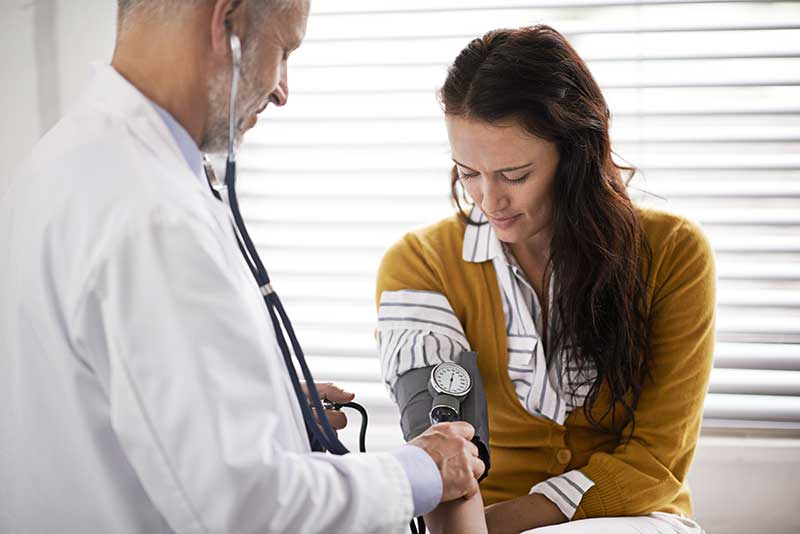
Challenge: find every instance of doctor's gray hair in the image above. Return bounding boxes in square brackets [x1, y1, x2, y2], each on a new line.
[116, 0, 297, 33]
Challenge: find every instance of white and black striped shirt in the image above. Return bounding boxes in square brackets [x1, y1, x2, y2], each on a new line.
[377, 207, 596, 518]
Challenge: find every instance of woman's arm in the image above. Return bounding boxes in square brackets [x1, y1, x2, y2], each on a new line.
[424, 490, 488, 534]
[484, 493, 567, 534]
[423, 491, 566, 534]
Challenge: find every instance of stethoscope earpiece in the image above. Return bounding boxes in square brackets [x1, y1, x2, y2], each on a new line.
[226, 33, 242, 166]
[229, 33, 241, 67]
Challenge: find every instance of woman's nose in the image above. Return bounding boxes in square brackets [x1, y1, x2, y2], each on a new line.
[481, 177, 510, 213]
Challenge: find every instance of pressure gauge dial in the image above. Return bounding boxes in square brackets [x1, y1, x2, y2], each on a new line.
[429, 362, 472, 398]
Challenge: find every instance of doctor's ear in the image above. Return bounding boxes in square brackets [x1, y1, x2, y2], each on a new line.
[209, 0, 245, 56]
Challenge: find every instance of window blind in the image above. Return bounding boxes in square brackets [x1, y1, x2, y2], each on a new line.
[237, 0, 800, 450]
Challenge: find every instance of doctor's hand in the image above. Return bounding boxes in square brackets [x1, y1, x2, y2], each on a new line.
[409, 422, 484, 503]
[303, 382, 355, 431]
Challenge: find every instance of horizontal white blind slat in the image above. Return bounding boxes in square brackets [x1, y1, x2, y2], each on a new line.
[238, 1, 800, 443]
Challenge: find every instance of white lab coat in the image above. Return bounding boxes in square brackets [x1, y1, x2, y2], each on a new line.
[0, 65, 413, 534]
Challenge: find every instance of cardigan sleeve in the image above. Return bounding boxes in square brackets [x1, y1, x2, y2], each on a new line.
[376, 231, 446, 301]
[573, 219, 716, 519]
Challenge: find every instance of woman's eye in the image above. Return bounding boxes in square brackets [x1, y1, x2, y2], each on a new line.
[503, 173, 530, 184]
[458, 171, 479, 180]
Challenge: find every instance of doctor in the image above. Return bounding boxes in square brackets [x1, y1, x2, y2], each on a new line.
[0, 0, 485, 533]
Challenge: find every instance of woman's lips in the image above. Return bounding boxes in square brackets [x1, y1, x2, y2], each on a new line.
[488, 213, 521, 230]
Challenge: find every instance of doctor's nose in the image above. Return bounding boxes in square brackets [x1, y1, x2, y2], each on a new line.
[272, 66, 289, 107]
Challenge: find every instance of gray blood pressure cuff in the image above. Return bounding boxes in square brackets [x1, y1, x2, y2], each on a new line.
[394, 351, 491, 482]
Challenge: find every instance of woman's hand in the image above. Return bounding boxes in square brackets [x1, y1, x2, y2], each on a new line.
[485, 493, 568, 534]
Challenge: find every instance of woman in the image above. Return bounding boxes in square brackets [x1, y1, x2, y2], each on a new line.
[375, 25, 714, 534]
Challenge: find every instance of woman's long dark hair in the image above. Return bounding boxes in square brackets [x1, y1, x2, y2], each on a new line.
[441, 25, 652, 439]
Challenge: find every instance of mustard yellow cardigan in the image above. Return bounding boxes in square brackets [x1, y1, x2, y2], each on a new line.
[376, 207, 715, 519]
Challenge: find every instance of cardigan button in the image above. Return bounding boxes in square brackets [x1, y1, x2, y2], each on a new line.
[556, 448, 572, 464]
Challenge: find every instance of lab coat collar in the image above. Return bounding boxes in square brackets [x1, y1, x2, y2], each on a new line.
[83, 63, 205, 187]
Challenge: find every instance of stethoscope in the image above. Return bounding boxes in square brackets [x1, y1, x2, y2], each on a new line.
[204, 32, 427, 534]
[204, 32, 349, 455]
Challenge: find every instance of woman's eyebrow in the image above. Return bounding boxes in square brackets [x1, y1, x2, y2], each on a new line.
[452, 159, 533, 173]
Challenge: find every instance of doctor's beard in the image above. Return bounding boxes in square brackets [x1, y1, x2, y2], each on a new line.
[200, 39, 261, 155]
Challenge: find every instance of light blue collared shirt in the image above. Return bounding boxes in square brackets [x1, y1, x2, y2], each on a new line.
[150, 101, 442, 517]
[151, 101, 203, 179]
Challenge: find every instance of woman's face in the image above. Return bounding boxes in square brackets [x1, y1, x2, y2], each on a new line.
[445, 115, 560, 246]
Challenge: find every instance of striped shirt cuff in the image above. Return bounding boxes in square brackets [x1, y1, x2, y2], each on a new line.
[529, 470, 595, 520]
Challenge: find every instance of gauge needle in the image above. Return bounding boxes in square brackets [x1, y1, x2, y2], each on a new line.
[449, 374, 454, 390]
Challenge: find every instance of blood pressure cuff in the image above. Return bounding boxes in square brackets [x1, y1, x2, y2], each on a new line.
[394, 351, 490, 482]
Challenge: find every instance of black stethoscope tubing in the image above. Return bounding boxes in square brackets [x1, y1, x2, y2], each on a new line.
[206, 157, 348, 455]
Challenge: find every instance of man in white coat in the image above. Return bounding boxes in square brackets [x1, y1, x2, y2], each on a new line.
[0, 1, 485, 533]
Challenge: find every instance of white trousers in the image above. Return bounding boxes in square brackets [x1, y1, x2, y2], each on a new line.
[523, 513, 704, 533]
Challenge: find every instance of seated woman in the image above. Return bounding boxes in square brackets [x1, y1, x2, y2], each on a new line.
[375, 25, 714, 534]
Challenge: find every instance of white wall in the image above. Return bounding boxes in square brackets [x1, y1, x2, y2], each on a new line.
[688, 436, 800, 534]
[0, 0, 116, 171]
[0, 1, 42, 170]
